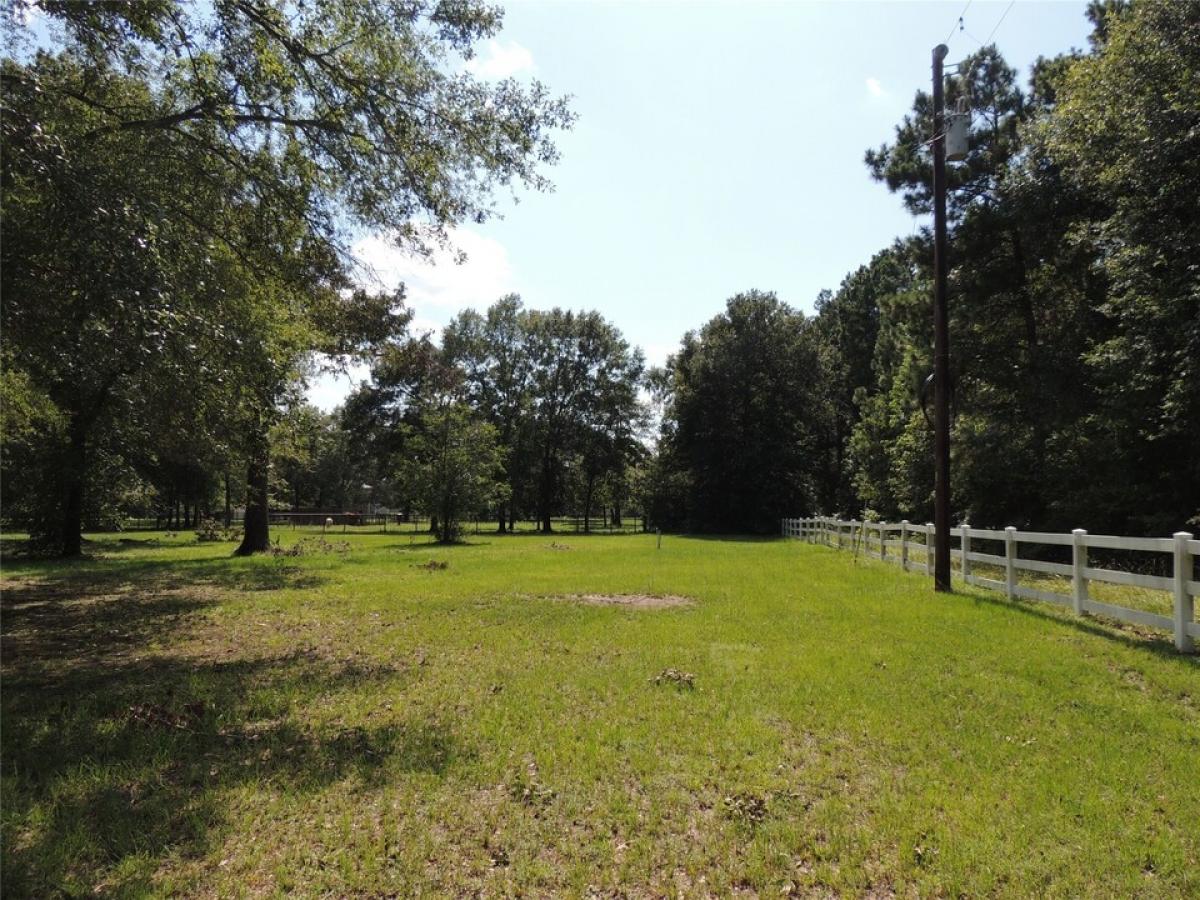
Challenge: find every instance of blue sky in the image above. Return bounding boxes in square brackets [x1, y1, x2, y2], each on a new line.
[310, 2, 1094, 407]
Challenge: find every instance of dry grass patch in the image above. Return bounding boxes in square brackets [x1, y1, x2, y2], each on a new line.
[558, 593, 695, 609]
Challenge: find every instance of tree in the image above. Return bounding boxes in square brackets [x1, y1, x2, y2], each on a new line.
[824, 1, 1197, 535]
[855, 39, 1104, 529]
[1, 57, 271, 552]
[5, 0, 572, 554]
[442, 296, 535, 531]
[1038, 0, 1200, 532]
[400, 400, 505, 544]
[655, 291, 828, 533]
[522, 308, 644, 532]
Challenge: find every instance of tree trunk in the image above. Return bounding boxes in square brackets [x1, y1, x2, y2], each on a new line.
[498, 505, 506, 533]
[58, 417, 88, 557]
[235, 429, 271, 555]
[539, 450, 554, 533]
[583, 472, 595, 534]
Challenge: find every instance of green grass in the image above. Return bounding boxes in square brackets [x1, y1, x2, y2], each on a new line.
[2, 531, 1197, 897]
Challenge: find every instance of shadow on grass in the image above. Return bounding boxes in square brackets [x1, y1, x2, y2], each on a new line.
[681, 533, 788, 543]
[376, 537, 493, 553]
[0, 551, 462, 896]
[954, 582, 1200, 667]
[3, 547, 327, 596]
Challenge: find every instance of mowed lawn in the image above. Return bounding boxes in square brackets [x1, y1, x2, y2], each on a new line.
[1, 531, 1197, 898]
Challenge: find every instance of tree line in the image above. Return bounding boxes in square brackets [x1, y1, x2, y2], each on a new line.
[647, 0, 1198, 536]
[3, 0, 1196, 552]
[1, 0, 573, 553]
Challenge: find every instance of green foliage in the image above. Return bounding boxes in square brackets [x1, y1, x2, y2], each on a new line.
[811, 1, 1199, 533]
[654, 291, 828, 533]
[1040, 0, 1200, 533]
[399, 400, 506, 543]
[410, 298, 646, 532]
[2, 0, 572, 554]
[195, 519, 239, 543]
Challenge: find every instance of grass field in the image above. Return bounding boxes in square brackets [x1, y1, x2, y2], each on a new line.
[2, 531, 1197, 897]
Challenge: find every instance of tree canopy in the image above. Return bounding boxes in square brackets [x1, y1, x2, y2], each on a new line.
[3, 0, 1195, 546]
[2, 0, 573, 554]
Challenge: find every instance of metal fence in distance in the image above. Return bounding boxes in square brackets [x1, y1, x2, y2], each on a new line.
[782, 516, 1199, 654]
[113, 513, 647, 535]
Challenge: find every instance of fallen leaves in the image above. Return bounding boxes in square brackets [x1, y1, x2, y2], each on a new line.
[127, 700, 206, 731]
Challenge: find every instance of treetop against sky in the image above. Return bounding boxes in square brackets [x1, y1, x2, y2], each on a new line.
[310, 0, 1094, 409]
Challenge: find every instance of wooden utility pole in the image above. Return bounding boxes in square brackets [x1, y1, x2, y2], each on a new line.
[931, 44, 952, 592]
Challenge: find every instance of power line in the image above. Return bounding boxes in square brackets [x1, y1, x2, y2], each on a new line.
[953, 0, 1018, 108]
[982, 0, 1017, 47]
[923, 0, 1020, 146]
[944, 0, 974, 45]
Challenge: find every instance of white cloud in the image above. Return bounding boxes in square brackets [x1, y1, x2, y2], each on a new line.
[352, 227, 516, 313]
[307, 363, 371, 412]
[465, 39, 535, 79]
[307, 227, 517, 410]
[642, 341, 676, 369]
[865, 77, 885, 98]
[12, 0, 44, 25]
[407, 314, 445, 340]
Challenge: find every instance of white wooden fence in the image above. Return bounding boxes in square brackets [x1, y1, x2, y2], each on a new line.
[781, 516, 1199, 654]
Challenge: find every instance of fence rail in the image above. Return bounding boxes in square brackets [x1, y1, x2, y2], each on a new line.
[782, 516, 1198, 654]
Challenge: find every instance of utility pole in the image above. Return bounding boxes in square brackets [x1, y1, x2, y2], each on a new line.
[931, 44, 952, 592]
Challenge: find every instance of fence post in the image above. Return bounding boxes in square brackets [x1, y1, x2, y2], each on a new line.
[1173, 531, 1195, 653]
[900, 520, 909, 571]
[926, 523, 934, 575]
[961, 522, 971, 584]
[1004, 526, 1017, 601]
[1072, 529, 1088, 616]
[879, 522, 887, 563]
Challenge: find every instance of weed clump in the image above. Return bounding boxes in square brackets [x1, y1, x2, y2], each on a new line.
[195, 520, 239, 542]
[509, 758, 555, 808]
[269, 537, 350, 557]
[723, 791, 768, 825]
[412, 559, 449, 571]
[651, 667, 695, 689]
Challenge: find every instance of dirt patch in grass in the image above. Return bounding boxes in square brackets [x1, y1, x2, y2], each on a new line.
[559, 593, 695, 609]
